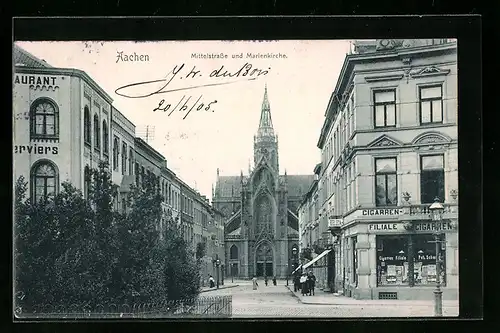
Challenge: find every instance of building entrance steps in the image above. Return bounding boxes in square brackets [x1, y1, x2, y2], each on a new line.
[286, 286, 459, 307]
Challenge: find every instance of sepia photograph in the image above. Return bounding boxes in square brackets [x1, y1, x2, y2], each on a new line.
[13, 38, 459, 319]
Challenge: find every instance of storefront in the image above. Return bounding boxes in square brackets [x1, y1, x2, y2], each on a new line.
[341, 217, 458, 300]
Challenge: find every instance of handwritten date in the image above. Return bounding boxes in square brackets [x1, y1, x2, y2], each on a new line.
[153, 95, 217, 120]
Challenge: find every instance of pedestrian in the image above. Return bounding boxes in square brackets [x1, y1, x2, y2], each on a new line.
[294, 273, 300, 292]
[308, 271, 316, 296]
[252, 275, 259, 290]
[272, 276, 277, 286]
[264, 276, 268, 286]
[300, 273, 307, 296]
[209, 275, 215, 288]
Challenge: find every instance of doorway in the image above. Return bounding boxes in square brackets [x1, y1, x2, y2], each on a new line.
[255, 242, 273, 277]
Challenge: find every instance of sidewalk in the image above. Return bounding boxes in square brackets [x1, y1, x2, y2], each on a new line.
[286, 286, 459, 307]
[200, 282, 240, 293]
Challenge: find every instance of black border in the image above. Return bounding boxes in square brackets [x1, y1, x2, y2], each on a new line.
[8, 16, 482, 332]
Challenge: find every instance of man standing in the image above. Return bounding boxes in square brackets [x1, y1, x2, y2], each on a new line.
[308, 271, 316, 296]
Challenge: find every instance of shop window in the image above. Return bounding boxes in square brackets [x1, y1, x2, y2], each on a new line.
[419, 85, 443, 124]
[374, 90, 396, 128]
[376, 235, 446, 287]
[375, 158, 398, 206]
[30, 98, 59, 140]
[31, 160, 58, 203]
[93, 114, 100, 151]
[420, 155, 445, 204]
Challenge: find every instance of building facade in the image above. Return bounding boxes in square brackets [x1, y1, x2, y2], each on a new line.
[307, 39, 459, 300]
[13, 44, 220, 264]
[214, 87, 313, 279]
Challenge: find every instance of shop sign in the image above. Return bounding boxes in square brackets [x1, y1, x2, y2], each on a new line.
[413, 221, 455, 232]
[368, 223, 399, 232]
[362, 208, 404, 216]
[14, 74, 57, 86]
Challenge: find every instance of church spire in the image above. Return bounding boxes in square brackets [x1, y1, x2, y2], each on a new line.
[257, 84, 274, 137]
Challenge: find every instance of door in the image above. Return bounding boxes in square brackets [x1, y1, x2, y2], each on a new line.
[327, 249, 335, 292]
[256, 243, 273, 277]
[256, 263, 264, 277]
[265, 262, 273, 277]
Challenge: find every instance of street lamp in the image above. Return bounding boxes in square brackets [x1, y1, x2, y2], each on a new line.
[429, 197, 445, 317]
[216, 259, 220, 289]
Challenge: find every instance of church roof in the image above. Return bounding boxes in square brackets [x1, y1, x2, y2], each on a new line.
[216, 176, 244, 197]
[286, 175, 315, 197]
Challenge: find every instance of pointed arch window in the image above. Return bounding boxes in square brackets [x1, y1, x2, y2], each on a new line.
[93, 114, 100, 150]
[31, 160, 58, 202]
[113, 136, 119, 171]
[30, 98, 59, 140]
[84, 106, 91, 145]
[102, 119, 109, 154]
[230, 245, 239, 259]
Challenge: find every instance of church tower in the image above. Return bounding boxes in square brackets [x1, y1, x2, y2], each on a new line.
[254, 84, 279, 174]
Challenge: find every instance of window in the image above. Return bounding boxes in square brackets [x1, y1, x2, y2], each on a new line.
[376, 235, 446, 287]
[30, 99, 59, 140]
[129, 149, 134, 175]
[420, 155, 445, 204]
[31, 160, 58, 202]
[135, 162, 139, 184]
[93, 114, 100, 150]
[419, 85, 443, 124]
[121, 142, 127, 175]
[84, 165, 91, 199]
[375, 158, 398, 206]
[84, 106, 91, 145]
[122, 197, 127, 213]
[113, 136, 119, 171]
[374, 90, 396, 128]
[102, 120, 109, 154]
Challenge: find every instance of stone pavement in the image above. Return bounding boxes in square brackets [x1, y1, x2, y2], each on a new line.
[204, 283, 460, 317]
[286, 285, 460, 307]
[200, 282, 240, 293]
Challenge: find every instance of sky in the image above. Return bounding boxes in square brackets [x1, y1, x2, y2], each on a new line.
[16, 40, 352, 200]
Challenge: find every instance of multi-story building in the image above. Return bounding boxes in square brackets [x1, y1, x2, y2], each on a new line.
[309, 39, 459, 300]
[13, 44, 220, 262]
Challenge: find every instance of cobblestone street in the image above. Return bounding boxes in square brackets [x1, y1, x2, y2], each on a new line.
[203, 281, 459, 318]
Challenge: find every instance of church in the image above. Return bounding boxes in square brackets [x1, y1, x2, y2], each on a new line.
[212, 86, 314, 279]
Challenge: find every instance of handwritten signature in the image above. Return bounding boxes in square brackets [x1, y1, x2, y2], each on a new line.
[115, 62, 270, 99]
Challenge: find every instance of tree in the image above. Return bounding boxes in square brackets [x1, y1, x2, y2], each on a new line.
[196, 242, 207, 261]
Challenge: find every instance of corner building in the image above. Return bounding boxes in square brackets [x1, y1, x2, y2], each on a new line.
[315, 39, 458, 300]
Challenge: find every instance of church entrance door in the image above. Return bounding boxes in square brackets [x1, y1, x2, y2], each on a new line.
[256, 243, 273, 277]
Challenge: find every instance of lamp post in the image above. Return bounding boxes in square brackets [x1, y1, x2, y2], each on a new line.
[231, 263, 234, 283]
[429, 197, 445, 317]
[216, 258, 220, 289]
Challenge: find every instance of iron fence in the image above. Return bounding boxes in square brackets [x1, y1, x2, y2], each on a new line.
[15, 295, 232, 319]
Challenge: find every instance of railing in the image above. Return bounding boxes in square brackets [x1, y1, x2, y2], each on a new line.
[15, 295, 232, 319]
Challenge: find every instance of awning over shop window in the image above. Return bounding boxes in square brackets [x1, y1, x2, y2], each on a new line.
[292, 264, 302, 274]
[302, 249, 332, 270]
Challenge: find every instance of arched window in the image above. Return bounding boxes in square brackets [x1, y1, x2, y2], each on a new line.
[84, 165, 91, 199]
[113, 136, 119, 171]
[121, 142, 127, 175]
[129, 148, 134, 175]
[230, 245, 238, 260]
[31, 160, 58, 202]
[102, 119, 109, 154]
[84, 106, 91, 145]
[30, 98, 59, 140]
[93, 114, 100, 150]
[135, 162, 139, 184]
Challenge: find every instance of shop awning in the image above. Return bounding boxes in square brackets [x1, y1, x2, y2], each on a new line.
[291, 264, 302, 274]
[302, 249, 332, 270]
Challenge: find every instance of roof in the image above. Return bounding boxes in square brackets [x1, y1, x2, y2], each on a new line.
[13, 45, 53, 68]
[216, 176, 243, 197]
[286, 175, 314, 197]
